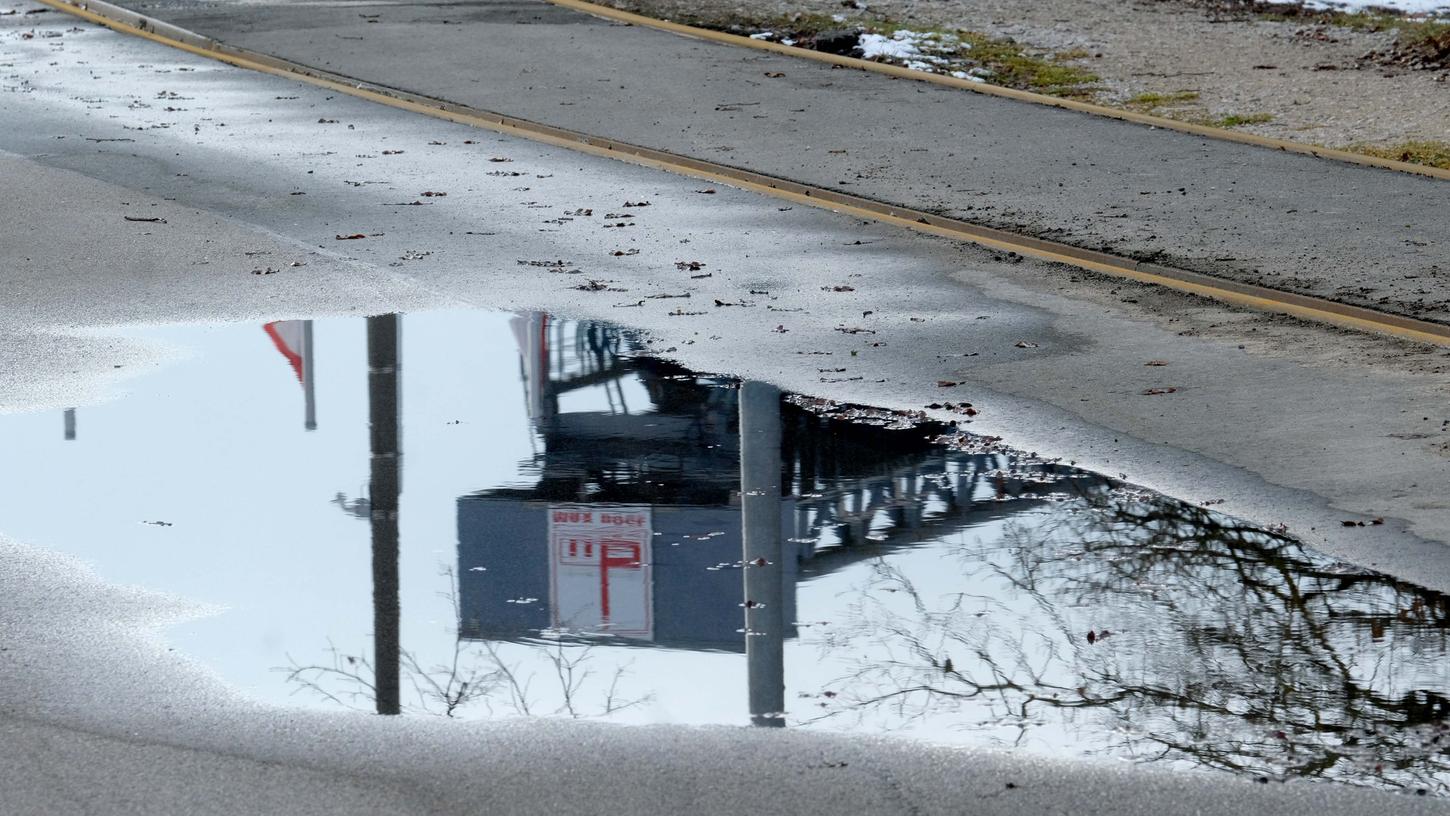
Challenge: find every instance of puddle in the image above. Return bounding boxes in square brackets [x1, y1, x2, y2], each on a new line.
[4, 309, 1449, 794]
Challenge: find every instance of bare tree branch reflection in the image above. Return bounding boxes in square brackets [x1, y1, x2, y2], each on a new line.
[804, 494, 1450, 793]
[281, 568, 651, 719]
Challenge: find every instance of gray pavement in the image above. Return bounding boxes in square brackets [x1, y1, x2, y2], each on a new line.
[84, 0, 1450, 324]
[5, 533, 1449, 816]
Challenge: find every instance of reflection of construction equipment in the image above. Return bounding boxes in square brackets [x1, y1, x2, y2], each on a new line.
[331, 490, 370, 520]
[459, 315, 1105, 653]
[512, 312, 641, 426]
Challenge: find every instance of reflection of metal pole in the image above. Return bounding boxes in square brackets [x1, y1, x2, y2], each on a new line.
[741, 381, 785, 727]
[368, 314, 402, 716]
[302, 320, 317, 431]
[63, 408, 76, 441]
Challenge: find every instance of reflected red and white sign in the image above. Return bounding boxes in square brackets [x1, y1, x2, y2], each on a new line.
[548, 504, 653, 640]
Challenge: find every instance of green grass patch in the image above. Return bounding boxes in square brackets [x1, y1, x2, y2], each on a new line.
[1212, 112, 1274, 128]
[1163, 110, 1275, 128]
[1330, 12, 1450, 63]
[731, 11, 849, 35]
[1325, 10, 1446, 39]
[650, 10, 1098, 97]
[1259, 7, 1450, 67]
[954, 31, 1099, 97]
[862, 18, 1100, 96]
[1351, 140, 1450, 169]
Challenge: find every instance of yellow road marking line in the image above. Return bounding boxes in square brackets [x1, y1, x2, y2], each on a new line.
[34, 0, 1450, 348]
[547, 0, 1450, 183]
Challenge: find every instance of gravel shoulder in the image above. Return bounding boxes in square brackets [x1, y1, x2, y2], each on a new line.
[596, 0, 1449, 155]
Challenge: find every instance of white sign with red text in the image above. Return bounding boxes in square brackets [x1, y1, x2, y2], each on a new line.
[547, 505, 653, 640]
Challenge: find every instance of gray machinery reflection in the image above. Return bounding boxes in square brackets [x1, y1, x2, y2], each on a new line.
[456, 314, 1086, 727]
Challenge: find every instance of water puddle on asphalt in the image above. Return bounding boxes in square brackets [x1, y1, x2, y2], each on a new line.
[4, 309, 1450, 794]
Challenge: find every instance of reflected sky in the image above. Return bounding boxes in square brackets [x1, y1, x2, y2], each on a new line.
[3, 309, 1449, 795]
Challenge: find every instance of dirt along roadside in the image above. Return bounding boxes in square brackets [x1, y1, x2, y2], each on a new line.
[592, 0, 1449, 167]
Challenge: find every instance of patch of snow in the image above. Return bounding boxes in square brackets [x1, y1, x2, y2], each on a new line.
[858, 30, 925, 61]
[857, 28, 980, 77]
[950, 70, 986, 82]
[749, 31, 773, 40]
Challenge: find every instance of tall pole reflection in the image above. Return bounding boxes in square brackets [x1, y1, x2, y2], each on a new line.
[302, 320, 317, 431]
[63, 408, 76, 441]
[740, 381, 786, 727]
[368, 314, 402, 715]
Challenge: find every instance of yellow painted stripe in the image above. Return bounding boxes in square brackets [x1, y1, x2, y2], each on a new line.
[33, 0, 1450, 348]
[547, 0, 1450, 183]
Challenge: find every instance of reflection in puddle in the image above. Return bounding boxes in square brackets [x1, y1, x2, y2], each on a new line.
[6, 311, 1449, 794]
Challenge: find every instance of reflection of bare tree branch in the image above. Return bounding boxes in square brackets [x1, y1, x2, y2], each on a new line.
[804, 494, 1450, 794]
[281, 639, 377, 711]
[280, 568, 651, 719]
